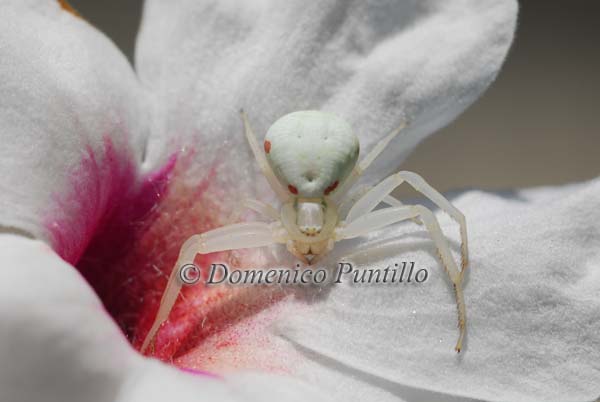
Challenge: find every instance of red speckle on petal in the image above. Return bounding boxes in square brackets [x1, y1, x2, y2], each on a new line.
[288, 184, 298, 194]
[46, 143, 300, 375]
[324, 180, 339, 195]
[216, 340, 236, 349]
[264, 140, 271, 154]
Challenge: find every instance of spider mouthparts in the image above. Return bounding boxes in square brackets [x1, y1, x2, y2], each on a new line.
[305, 254, 316, 265]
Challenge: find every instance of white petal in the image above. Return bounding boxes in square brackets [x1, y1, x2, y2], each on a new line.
[136, 0, 517, 192]
[0, 1, 525, 400]
[274, 177, 600, 401]
[0, 234, 335, 402]
[0, 4, 337, 401]
[0, 233, 133, 402]
[0, 0, 145, 260]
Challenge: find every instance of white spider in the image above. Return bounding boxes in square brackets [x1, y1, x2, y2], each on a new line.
[141, 110, 469, 353]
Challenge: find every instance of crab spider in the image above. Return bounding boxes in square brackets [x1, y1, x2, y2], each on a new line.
[140, 110, 469, 354]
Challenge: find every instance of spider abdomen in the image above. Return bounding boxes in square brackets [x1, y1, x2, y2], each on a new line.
[264, 110, 359, 198]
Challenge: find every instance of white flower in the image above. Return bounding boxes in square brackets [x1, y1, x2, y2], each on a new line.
[3, 1, 597, 402]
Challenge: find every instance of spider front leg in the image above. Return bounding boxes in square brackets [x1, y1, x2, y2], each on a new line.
[140, 221, 287, 354]
[336, 205, 466, 352]
[226, 197, 279, 224]
[339, 184, 422, 225]
[240, 109, 290, 202]
[331, 119, 408, 203]
[347, 171, 468, 277]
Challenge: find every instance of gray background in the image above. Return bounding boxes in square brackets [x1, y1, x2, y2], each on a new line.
[69, 0, 600, 196]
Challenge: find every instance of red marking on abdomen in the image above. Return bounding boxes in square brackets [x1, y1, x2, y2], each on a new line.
[264, 140, 271, 154]
[288, 184, 298, 194]
[324, 180, 339, 195]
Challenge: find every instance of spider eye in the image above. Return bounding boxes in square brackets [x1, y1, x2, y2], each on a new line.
[288, 184, 298, 195]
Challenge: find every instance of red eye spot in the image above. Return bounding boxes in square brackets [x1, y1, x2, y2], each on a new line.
[264, 140, 271, 154]
[288, 184, 298, 195]
[324, 180, 339, 195]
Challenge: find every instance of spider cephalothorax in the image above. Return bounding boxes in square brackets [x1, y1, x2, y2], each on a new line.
[141, 110, 469, 354]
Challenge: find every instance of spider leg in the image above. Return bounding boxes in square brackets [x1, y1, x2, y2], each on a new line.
[240, 109, 290, 202]
[226, 197, 280, 224]
[332, 119, 408, 203]
[383, 194, 422, 225]
[346, 170, 468, 277]
[140, 221, 287, 354]
[340, 184, 421, 224]
[338, 184, 375, 217]
[336, 205, 466, 352]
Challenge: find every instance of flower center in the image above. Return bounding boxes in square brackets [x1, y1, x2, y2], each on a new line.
[46, 143, 294, 372]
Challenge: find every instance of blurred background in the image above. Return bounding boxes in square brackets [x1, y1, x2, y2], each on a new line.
[69, 0, 599, 196]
